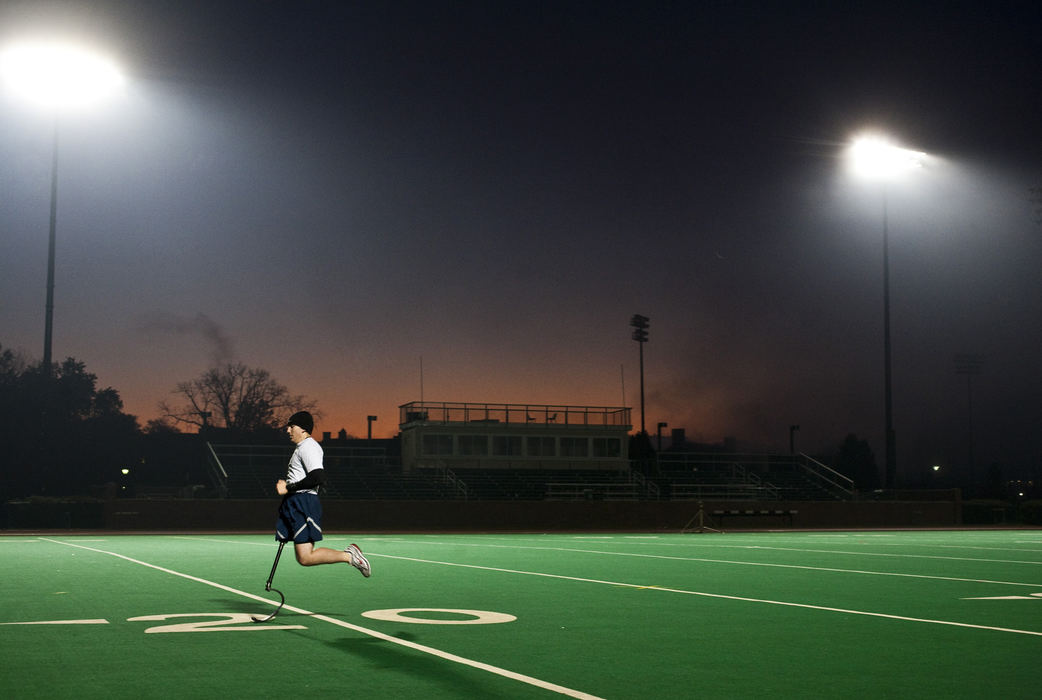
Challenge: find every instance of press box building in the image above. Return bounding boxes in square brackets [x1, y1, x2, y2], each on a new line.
[398, 401, 632, 472]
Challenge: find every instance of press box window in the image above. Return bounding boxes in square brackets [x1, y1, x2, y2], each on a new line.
[560, 437, 589, 457]
[493, 435, 523, 456]
[592, 438, 621, 458]
[422, 434, 453, 456]
[527, 436, 555, 457]
[458, 435, 489, 456]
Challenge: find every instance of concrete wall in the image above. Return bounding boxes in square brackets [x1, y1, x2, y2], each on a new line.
[5, 498, 962, 531]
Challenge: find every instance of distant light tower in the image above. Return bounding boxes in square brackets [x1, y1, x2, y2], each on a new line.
[0, 40, 124, 374]
[847, 133, 926, 490]
[656, 422, 668, 451]
[367, 415, 378, 441]
[630, 314, 649, 435]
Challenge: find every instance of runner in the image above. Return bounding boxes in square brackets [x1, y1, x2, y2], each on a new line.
[275, 410, 370, 577]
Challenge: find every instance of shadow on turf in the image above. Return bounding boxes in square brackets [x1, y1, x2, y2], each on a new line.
[190, 600, 515, 693]
[319, 634, 509, 694]
[200, 595, 286, 618]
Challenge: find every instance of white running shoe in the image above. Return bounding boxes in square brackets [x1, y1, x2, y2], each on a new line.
[346, 543, 371, 578]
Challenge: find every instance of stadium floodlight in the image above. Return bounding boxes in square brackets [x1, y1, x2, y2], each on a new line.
[1, 39, 124, 373]
[847, 134, 925, 181]
[0, 40, 124, 111]
[845, 132, 927, 490]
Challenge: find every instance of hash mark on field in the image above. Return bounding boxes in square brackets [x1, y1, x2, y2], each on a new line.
[0, 619, 110, 625]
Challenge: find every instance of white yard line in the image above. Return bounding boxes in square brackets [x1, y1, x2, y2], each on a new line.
[0, 619, 109, 625]
[36, 538, 604, 700]
[375, 552, 1042, 638]
[374, 537, 1042, 588]
[714, 544, 1042, 566]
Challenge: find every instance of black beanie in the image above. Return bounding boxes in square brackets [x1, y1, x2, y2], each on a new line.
[287, 411, 314, 434]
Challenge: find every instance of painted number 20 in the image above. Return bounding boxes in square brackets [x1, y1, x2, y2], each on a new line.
[127, 613, 305, 633]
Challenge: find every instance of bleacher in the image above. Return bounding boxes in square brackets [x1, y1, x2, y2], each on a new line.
[205, 442, 853, 502]
[757, 467, 846, 500]
[207, 444, 290, 499]
[208, 442, 452, 500]
[441, 468, 642, 501]
[652, 452, 852, 501]
[325, 467, 453, 500]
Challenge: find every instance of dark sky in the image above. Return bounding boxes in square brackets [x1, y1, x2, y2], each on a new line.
[2, 0, 1040, 483]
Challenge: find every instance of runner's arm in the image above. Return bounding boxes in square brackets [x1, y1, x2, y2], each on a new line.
[286, 468, 326, 492]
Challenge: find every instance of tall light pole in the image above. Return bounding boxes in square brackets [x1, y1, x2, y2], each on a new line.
[954, 354, 983, 489]
[847, 134, 926, 490]
[630, 314, 649, 435]
[0, 40, 124, 374]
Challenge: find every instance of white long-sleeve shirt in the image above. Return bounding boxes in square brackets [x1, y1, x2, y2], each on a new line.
[285, 436, 323, 495]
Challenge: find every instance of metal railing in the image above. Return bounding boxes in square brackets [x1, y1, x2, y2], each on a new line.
[205, 442, 229, 498]
[733, 462, 780, 499]
[399, 401, 631, 428]
[796, 453, 856, 499]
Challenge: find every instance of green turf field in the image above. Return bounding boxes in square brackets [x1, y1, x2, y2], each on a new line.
[2, 530, 1040, 698]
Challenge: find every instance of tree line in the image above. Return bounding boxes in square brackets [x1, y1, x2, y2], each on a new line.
[0, 344, 316, 500]
[1, 341, 881, 501]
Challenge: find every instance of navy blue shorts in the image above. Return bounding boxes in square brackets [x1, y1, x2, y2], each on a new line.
[275, 492, 323, 544]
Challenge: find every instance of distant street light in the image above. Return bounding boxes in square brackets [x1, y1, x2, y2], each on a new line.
[846, 134, 926, 490]
[0, 40, 124, 374]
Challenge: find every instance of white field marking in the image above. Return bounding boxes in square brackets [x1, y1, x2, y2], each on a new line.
[921, 544, 1042, 554]
[449, 534, 1042, 559]
[722, 545, 1042, 566]
[537, 538, 1042, 565]
[377, 553, 1042, 638]
[361, 608, 517, 625]
[523, 537, 1042, 566]
[0, 538, 106, 543]
[172, 535, 273, 546]
[963, 593, 1042, 600]
[374, 539, 1042, 588]
[172, 535, 384, 548]
[128, 613, 306, 632]
[0, 619, 109, 625]
[812, 545, 1042, 554]
[36, 538, 604, 700]
[784, 541, 1042, 555]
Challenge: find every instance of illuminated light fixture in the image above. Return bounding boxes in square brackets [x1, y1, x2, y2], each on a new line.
[844, 131, 928, 490]
[847, 134, 926, 180]
[1, 38, 124, 373]
[0, 40, 124, 111]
